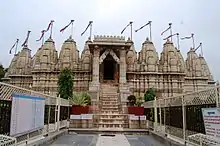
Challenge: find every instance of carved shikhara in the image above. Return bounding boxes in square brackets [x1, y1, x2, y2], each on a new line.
[3, 36, 215, 98]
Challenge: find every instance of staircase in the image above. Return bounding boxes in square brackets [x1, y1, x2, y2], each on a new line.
[97, 83, 128, 130]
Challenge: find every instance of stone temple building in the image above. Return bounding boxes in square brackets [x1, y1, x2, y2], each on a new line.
[3, 35, 215, 102]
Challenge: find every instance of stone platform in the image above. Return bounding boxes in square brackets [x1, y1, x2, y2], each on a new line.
[68, 128, 149, 135]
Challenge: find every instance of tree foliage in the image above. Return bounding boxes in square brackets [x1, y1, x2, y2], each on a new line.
[144, 88, 156, 102]
[58, 68, 74, 99]
[0, 64, 5, 82]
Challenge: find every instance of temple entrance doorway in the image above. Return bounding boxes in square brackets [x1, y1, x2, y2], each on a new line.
[100, 54, 119, 83]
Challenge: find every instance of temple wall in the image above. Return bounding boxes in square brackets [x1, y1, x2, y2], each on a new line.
[3, 36, 215, 99]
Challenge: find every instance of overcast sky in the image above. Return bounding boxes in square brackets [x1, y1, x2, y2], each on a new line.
[0, 0, 219, 80]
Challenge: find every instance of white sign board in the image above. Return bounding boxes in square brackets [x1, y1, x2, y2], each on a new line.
[81, 114, 93, 120]
[202, 108, 220, 138]
[70, 115, 81, 120]
[140, 116, 146, 120]
[129, 114, 139, 120]
[10, 94, 45, 136]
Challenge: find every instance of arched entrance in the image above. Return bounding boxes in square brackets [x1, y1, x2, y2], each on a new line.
[100, 54, 119, 83]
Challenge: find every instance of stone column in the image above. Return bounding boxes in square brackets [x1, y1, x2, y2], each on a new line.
[119, 48, 126, 84]
[92, 45, 100, 83]
[119, 48, 130, 102]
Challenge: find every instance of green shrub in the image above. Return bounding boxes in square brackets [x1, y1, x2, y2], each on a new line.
[144, 88, 156, 102]
[70, 92, 91, 106]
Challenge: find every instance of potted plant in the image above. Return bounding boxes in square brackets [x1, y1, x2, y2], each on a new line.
[70, 92, 91, 115]
[127, 95, 144, 116]
[127, 95, 136, 106]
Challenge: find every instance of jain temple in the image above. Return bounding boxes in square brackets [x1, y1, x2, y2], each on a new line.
[3, 35, 215, 104]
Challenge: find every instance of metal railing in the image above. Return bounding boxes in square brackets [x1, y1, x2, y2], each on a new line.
[144, 86, 220, 146]
[0, 82, 69, 145]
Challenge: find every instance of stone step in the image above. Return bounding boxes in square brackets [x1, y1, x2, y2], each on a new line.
[99, 117, 127, 120]
[101, 95, 118, 98]
[101, 96, 118, 99]
[101, 101, 119, 104]
[101, 107, 119, 110]
[101, 95, 118, 97]
[98, 121, 128, 125]
[101, 109, 119, 112]
[101, 95, 118, 99]
[97, 123, 129, 128]
[101, 104, 119, 108]
[101, 111, 120, 114]
[98, 115, 128, 119]
[96, 113, 128, 116]
[101, 99, 118, 102]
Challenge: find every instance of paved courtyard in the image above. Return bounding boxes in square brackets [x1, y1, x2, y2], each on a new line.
[48, 134, 164, 146]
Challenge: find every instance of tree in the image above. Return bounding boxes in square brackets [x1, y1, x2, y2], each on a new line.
[144, 88, 156, 102]
[58, 68, 74, 99]
[0, 64, 5, 82]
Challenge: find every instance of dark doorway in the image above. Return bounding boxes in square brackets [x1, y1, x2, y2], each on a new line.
[103, 55, 115, 80]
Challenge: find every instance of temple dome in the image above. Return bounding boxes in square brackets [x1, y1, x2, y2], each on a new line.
[81, 40, 92, 70]
[33, 38, 58, 71]
[10, 46, 32, 75]
[199, 55, 213, 80]
[58, 37, 79, 70]
[185, 48, 203, 77]
[6, 53, 20, 76]
[138, 38, 159, 72]
[126, 44, 137, 71]
[159, 40, 185, 73]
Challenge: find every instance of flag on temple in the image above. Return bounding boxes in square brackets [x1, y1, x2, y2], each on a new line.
[121, 22, 133, 34]
[181, 34, 193, 40]
[46, 20, 54, 32]
[9, 39, 19, 54]
[135, 21, 151, 32]
[81, 21, 93, 36]
[163, 33, 179, 40]
[60, 20, 74, 33]
[21, 31, 31, 47]
[36, 30, 46, 41]
[195, 43, 202, 51]
[161, 24, 171, 36]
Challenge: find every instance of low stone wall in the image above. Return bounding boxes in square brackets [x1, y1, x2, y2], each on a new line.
[69, 114, 93, 128]
[128, 115, 147, 129]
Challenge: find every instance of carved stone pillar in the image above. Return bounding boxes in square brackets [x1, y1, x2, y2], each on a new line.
[92, 46, 100, 83]
[89, 45, 100, 101]
[119, 48, 130, 102]
[119, 48, 127, 84]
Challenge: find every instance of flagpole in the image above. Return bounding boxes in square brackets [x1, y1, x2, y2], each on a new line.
[71, 21, 73, 39]
[169, 23, 172, 42]
[177, 33, 180, 50]
[191, 33, 195, 49]
[26, 30, 31, 47]
[50, 21, 54, 39]
[149, 21, 152, 41]
[89, 21, 93, 40]
[42, 34, 44, 46]
[200, 43, 203, 56]
[130, 21, 133, 40]
[15, 39, 19, 55]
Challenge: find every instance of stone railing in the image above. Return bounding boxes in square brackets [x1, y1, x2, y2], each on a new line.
[0, 82, 69, 146]
[144, 85, 220, 145]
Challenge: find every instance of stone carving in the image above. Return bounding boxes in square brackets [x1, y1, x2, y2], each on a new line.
[4, 35, 215, 97]
[99, 49, 119, 64]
